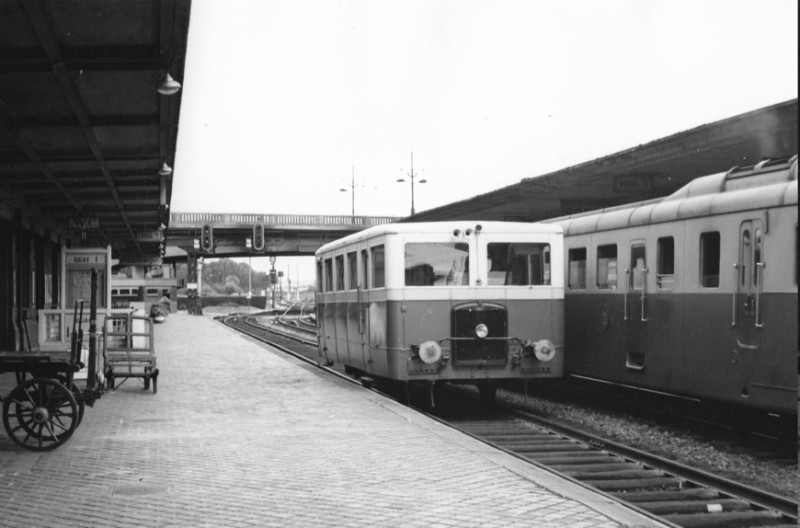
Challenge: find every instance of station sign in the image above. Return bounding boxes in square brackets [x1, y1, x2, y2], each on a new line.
[613, 175, 652, 194]
[135, 231, 164, 242]
[68, 216, 100, 230]
[66, 253, 106, 265]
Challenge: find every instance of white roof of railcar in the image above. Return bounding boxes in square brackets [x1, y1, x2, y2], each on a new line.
[550, 156, 797, 236]
[316, 221, 562, 256]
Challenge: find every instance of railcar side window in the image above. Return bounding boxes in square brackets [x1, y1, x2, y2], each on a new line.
[404, 242, 469, 286]
[316, 260, 323, 292]
[596, 245, 618, 289]
[347, 252, 358, 290]
[487, 243, 550, 285]
[360, 249, 369, 290]
[324, 258, 333, 292]
[657, 237, 675, 289]
[567, 248, 587, 290]
[700, 232, 720, 288]
[372, 245, 385, 288]
[335, 255, 344, 291]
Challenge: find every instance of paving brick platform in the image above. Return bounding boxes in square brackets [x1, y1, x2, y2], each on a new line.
[0, 314, 668, 528]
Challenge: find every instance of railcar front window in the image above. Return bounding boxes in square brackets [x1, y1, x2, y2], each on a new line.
[487, 243, 551, 285]
[404, 242, 469, 286]
[568, 248, 587, 290]
[596, 245, 618, 289]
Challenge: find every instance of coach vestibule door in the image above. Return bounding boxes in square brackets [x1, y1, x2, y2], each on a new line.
[358, 248, 371, 372]
[734, 219, 764, 349]
[625, 242, 648, 370]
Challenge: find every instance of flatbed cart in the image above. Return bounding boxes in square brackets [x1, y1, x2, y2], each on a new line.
[103, 312, 158, 394]
[0, 295, 103, 451]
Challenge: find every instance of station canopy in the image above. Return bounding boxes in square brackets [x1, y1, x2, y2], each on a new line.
[0, 0, 191, 265]
[409, 99, 798, 223]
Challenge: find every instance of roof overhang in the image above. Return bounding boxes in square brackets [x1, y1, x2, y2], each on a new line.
[410, 99, 798, 222]
[0, 0, 192, 262]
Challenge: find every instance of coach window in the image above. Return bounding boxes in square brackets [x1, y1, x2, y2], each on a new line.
[596, 244, 618, 289]
[657, 237, 675, 289]
[700, 232, 720, 288]
[316, 260, 323, 292]
[324, 258, 333, 292]
[372, 245, 385, 288]
[405, 242, 469, 286]
[360, 249, 369, 290]
[347, 252, 358, 290]
[487, 243, 550, 286]
[335, 255, 345, 291]
[567, 248, 587, 290]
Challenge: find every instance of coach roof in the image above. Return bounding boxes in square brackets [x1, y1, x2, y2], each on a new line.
[316, 221, 563, 255]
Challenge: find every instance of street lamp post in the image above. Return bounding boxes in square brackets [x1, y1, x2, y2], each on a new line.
[397, 151, 427, 215]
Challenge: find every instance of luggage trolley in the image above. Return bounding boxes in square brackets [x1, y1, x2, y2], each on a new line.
[103, 312, 159, 394]
[1, 298, 103, 451]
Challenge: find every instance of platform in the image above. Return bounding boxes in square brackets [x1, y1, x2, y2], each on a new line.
[0, 314, 669, 528]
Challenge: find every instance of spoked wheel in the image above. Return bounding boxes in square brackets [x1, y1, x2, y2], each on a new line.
[2, 378, 80, 451]
[56, 376, 85, 427]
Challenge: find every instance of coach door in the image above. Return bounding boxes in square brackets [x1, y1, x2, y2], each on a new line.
[733, 219, 764, 349]
[625, 242, 648, 370]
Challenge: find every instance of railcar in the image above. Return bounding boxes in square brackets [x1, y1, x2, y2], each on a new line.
[315, 222, 565, 401]
[551, 155, 797, 417]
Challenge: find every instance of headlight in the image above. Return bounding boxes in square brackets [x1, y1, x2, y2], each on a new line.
[533, 339, 556, 362]
[417, 340, 442, 364]
[475, 324, 489, 339]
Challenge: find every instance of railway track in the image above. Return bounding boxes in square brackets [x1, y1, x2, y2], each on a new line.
[221, 314, 799, 528]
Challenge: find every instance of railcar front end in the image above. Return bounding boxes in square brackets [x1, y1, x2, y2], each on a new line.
[315, 222, 565, 398]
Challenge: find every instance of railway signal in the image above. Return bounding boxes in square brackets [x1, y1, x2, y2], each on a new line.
[252, 223, 265, 251]
[201, 224, 214, 252]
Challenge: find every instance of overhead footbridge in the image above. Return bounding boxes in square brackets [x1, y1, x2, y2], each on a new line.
[163, 212, 400, 260]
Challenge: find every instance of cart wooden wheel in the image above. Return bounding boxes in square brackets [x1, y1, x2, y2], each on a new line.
[2, 378, 80, 451]
[56, 376, 85, 426]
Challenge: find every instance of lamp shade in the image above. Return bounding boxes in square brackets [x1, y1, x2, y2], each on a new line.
[157, 73, 181, 95]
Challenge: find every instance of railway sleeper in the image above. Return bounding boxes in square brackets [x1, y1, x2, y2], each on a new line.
[513, 443, 590, 453]
[610, 488, 721, 502]
[526, 453, 614, 464]
[635, 498, 752, 515]
[662, 509, 785, 528]
[550, 462, 635, 473]
[567, 468, 665, 480]
[583, 476, 684, 491]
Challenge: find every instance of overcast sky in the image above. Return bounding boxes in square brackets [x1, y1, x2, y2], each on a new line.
[170, 0, 797, 281]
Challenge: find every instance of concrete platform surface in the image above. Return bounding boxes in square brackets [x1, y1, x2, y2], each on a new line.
[0, 314, 669, 528]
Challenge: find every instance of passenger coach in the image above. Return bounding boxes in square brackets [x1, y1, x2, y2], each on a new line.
[552, 155, 797, 417]
[315, 222, 565, 401]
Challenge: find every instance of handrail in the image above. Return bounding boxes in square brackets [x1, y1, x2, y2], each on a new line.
[755, 262, 765, 328]
[640, 268, 649, 322]
[731, 263, 739, 327]
[623, 268, 630, 321]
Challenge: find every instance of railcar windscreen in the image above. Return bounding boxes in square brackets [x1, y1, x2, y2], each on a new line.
[404, 243, 469, 286]
[487, 243, 551, 285]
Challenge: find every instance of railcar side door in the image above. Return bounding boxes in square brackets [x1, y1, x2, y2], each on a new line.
[625, 241, 648, 370]
[733, 219, 764, 349]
